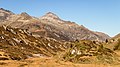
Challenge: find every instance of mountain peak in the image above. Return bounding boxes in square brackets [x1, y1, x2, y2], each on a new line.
[20, 12, 30, 17]
[0, 8, 14, 22]
[0, 8, 14, 14]
[20, 12, 32, 19]
[41, 12, 59, 19]
[0, 8, 110, 41]
[46, 12, 56, 15]
[0, 8, 5, 10]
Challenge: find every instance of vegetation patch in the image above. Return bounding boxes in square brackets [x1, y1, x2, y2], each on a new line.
[61, 40, 120, 64]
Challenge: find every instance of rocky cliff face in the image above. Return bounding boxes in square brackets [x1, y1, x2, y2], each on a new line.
[0, 8, 110, 41]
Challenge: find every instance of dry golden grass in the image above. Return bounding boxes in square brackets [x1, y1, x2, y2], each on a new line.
[0, 57, 119, 67]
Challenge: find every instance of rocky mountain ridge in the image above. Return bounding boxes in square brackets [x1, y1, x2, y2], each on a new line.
[0, 8, 110, 41]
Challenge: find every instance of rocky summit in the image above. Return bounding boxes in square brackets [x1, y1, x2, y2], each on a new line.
[0, 8, 110, 42]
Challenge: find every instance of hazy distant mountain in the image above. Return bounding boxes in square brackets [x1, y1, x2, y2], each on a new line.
[0, 8, 110, 41]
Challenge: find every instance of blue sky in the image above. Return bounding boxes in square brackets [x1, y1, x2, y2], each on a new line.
[0, 0, 120, 36]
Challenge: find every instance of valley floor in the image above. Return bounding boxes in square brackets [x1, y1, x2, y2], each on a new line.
[0, 57, 119, 67]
